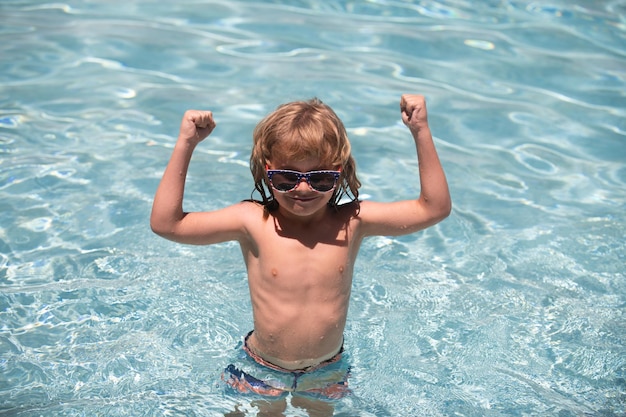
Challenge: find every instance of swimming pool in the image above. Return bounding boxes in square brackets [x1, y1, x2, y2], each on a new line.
[1, 0, 624, 415]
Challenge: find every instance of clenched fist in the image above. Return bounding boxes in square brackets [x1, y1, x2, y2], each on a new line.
[179, 110, 216, 145]
[400, 94, 429, 133]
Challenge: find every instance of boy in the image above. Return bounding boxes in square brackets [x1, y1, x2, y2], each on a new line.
[151, 94, 451, 410]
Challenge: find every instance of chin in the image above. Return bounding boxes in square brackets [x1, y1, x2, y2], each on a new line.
[277, 195, 331, 216]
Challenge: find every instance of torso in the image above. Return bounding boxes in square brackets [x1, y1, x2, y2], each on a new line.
[238, 201, 362, 369]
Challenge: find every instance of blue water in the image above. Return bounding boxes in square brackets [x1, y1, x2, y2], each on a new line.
[1, 0, 625, 415]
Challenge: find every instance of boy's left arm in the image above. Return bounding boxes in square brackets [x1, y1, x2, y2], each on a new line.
[360, 94, 451, 236]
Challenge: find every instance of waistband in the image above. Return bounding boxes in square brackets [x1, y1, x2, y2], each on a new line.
[243, 331, 344, 374]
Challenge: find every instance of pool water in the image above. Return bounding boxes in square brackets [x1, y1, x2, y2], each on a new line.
[1, 0, 625, 415]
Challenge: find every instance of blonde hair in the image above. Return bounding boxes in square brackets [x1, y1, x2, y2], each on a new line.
[250, 98, 360, 210]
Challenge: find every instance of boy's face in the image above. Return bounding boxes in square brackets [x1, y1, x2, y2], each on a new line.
[266, 157, 338, 220]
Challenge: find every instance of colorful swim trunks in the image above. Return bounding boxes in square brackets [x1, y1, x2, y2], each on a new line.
[222, 332, 351, 399]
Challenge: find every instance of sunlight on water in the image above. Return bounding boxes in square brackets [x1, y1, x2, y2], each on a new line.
[1, 0, 625, 416]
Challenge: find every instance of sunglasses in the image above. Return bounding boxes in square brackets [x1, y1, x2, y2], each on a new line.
[266, 169, 341, 193]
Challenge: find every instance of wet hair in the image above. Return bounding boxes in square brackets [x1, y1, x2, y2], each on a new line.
[250, 98, 360, 210]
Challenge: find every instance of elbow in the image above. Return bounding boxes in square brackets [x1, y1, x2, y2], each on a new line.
[431, 203, 451, 225]
[150, 221, 166, 237]
[150, 220, 162, 235]
[422, 195, 451, 225]
[150, 209, 188, 241]
[150, 216, 174, 239]
[440, 198, 452, 220]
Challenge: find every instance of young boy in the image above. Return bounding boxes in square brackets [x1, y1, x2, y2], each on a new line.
[150, 94, 451, 409]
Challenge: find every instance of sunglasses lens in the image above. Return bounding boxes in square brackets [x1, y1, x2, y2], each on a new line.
[308, 173, 337, 192]
[270, 172, 299, 191]
[268, 170, 339, 193]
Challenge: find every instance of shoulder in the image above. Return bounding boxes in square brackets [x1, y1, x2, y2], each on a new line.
[230, 199, 268, 218]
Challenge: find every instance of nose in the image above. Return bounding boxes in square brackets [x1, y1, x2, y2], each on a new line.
[293, 177, 311, 191]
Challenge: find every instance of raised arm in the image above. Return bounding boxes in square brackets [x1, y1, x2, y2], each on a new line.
[150, 110, 246, 245]
[359, 94, 451, 236]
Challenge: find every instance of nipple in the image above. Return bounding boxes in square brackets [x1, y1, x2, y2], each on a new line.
[271, 268, 278, 278]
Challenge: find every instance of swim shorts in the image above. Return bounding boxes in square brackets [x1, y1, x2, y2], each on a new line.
[222, 332, 351, 399]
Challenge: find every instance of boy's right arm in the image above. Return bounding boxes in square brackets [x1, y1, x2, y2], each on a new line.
[150, 110, 247, 245]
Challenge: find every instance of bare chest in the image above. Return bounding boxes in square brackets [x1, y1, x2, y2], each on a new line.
[243, 215, 358, 292]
